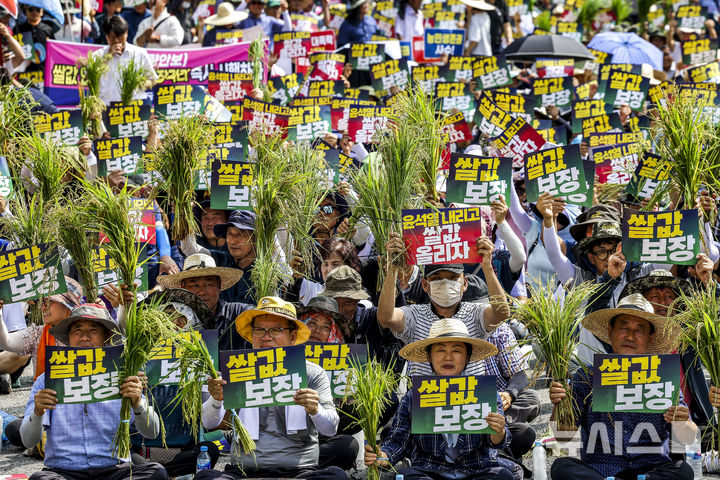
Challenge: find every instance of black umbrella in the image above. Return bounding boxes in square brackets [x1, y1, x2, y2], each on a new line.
[503, 34, 596, 62]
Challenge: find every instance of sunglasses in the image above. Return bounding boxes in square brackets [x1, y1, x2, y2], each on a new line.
[317, 205, 335, 215]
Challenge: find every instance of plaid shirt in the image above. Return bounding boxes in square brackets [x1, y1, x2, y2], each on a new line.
[481, 323, 528, 394]
[381, 390, 511, 474]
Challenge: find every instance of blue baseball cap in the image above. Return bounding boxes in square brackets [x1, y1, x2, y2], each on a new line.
[213, 210, 256, 238]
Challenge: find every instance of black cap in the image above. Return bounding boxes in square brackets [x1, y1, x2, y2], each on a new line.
[423, 264, 464, 278]
[213, 210, 256, 238]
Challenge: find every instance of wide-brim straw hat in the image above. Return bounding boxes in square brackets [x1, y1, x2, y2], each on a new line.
[156, 253, 243, 291]
[235, 296, 311, 344]
[205, 2, 249, 26]
[459, 0, 496, 11]
[582, 293, 679, 354]
[400, 318, 498, 363]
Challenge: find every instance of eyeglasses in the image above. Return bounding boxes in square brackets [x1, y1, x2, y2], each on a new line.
[251, 327, 294, 338]
[317, 205, 334, 215]
[590, 247, 616, 260]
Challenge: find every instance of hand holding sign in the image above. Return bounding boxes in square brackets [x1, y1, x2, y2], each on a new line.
[490, 196, 509, 224]
[293, 388, 320, 415]
[536, 192, 555, 227]
[486, 411, 506, 445]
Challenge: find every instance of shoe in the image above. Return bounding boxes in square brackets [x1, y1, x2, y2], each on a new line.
[0, 374, 11, 394]
[704, 450, 720, 473]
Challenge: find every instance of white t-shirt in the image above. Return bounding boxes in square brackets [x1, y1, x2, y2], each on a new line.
[96, 43, 159, 105]
[395, 4, 424, 41]
[467, 11, 492, 57]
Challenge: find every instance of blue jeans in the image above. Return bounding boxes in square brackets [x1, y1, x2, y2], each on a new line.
[1, 409, 18, 442]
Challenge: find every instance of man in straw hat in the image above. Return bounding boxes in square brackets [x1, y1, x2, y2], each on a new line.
[548, 294, 696, 480]
[21, 303, 167, 480]
[199, 2, 248, 46]
[199, 296, 345, 480]
[365, 318, 515, 480]
[157, 253, 251, 351]
[379, 235, 510, 377]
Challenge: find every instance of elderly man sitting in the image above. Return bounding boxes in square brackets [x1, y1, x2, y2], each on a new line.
[198, 296, 345, 480]
[549, 294, 696, 480]
[20, 304, 167, 480]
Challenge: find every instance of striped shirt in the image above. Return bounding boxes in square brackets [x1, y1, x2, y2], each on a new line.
[397, 302, 489, 376]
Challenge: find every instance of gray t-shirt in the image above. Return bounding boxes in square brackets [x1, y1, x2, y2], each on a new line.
[397, 302, 489, 376]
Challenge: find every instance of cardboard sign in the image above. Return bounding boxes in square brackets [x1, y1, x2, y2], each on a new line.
[412, 64, 444, 94]
[210, 161, 253, 210]
[95, 136, 143, 177]
[267, 72, 305, 106]
[435, 82, 475, 119]
[676, 4, 707, 30]
[531, 76, 574, 110]
[572, 99, 613, 120]
[475, 93, 515, 137]
[424, 28, 465, 58]
[490, 91, 534, 122]
[622, 209, 700, 265]
[105, 101, 151, 139]
[445, 154, 512, 205]
[473, 56, 513, 90]
[305, 343, 367, 398]
[45, 346, 123, 404]
[524, 144, 591, 206]
[153, 84, 205, 119]
[298, 79, 345, 98]
[207, 69, 254, 102]
[33, 110, 83, 146]
[441, 111, 473, 144]
[308, 52, 346, 81]
[411, 375, 497, 434]
[592, 142, 641, 185]
[349, 43, 386, 71]
[593, 354, 681, 413]
[687, 62, 720, 83]
[625, 153, 671, 200]
[287, 105, 332, 141]
[146, 330, 219, 385]
[600, 70, 649, 111]
[573, 113, 623, 137]
[681, 39, 719, 66]
[402, 207, 485, 265]
[491, 116, 547, 169]
[314, 139, 356, 183]
[0, 243, 66, 303]
[440, 55, 475, 82]
[220, 346, 308, 409]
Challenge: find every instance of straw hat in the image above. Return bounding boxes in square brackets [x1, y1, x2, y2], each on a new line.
[399, 318, 498, 363]
[204, 2, 249, 26]
[582, 293, 679, 354]
[459, 0, 496, 11]
[156, 253, 244, 291]
[619, 269, 691, 301]
[235, 296, 311, 344]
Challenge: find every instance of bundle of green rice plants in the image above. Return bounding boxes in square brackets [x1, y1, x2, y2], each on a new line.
[0, 84, 36, 158]
[152, 115, 213, 242]
[577, 0, 609, 35]
[595, 182, 626, 204]
[349, 121, 424, 285]
[17, 135, 84, 204]
[112, 297, 178, 459]
[535, 10, 552, 31]
[674, 283, 720, 450]
[250, 131, 304, 299]
[118, 56, 152, 106]
[77, 52, 110, 138]
[249, 37, 266, 91]
[648, 90, 720, 211]
[609, 0, 631, 22]
[169, 331, 256, 453]
[81, 180, 146, 289]
[283, 142, 331, 279]
[51, 200, 98, 301]
[391, 85, 446, 204]
[343, 356, 398, 480]
[510, 280, 602, 430]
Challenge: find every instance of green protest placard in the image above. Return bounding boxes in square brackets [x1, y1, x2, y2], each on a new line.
[572, 99, 612, 120]
[474, 93, 516, 138]
[622, 209, 700, 264]
[209, 160, 253, 211]
[536, 125, 569, 145]
[435, 82, 475, 120]
[220, 345, 308, 409]
[370, 58, 410, 96]
[446, 154, 512, 205]
[411, 375, 497, 434]
[472, 56, 512, 90]
[572, 112, 623, 137]
[300, 80, 346, 99]
[145, 330, 219, 385]
[687, 62, 720, 83]
[288, 105, 332, 141]
[524, 144, 591, 206]
[440, 55, 475, 82]
[92, 245, 149, 292]
[349, 43, 386, 71]
[681, 38, 719, 66]
[531, 77, 574, 110]
[305, 343, 367, 398]
[105, 101, 151, 138]
[587, 131, 644, 148]
[676, 4, 707, 29]
[0, 156, 13, 198]
[45, 346, 123, 404]
[625, 153, 671, 200]
[599, 70, 649, 112]
[593, 354, 681, 413]
[0, 243, 66, 303]
[154, 84, 204, 119]
[212, 122, 249, 151]
[490, 91, 534, 122]
[33, 110, 84, 146]
[267, 72, 305, 106]
[314, 139, 356, 184]
[412, 64, 443, 95]
[95, 136, 143, 177]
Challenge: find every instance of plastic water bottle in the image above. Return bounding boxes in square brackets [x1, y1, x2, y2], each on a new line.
[395, 475, 404, 480]
[686, 442, 703, 478]
[637, 476, 646, 480]
[196, 445, 211, 472]
[606, 477, 615, 480]
[532, 441, 547, 480]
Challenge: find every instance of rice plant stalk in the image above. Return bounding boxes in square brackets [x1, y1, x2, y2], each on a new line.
[112, 298, 178, 459]
[343, 356, 398, 480]
[118, 56, 152, 106]
[52, 201, 99, 301]
[577, 0, 609, 36]
[152, 115, 213, 242]
[0, 84, 37, 159]
[18, 135, 84, 204]
[510, 280, 603, 429]
[609, 0, 631, 22]
[674, 283, 720, 451]
[249, 37, 266, 91]
[77, 52, 110, 138]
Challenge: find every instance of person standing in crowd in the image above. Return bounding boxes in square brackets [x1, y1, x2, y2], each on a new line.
[15, 3, 54, 75]
[395, 0, 423, 41]
[199, 3, 247, 47]
[337, 0, 377, 46]
[236, 0, 292, 38]
[462, 0, 496, 56]
[121, 0, 151, 45]
[134, 0, 185, 47]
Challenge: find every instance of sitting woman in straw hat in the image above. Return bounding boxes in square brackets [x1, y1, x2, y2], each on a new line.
[364, 318, 515, 480]
[549, 293, 697, 480]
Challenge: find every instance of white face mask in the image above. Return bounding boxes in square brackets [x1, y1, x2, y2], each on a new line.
[428, 278, 463, 307]
[181, 2, 190, 8]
